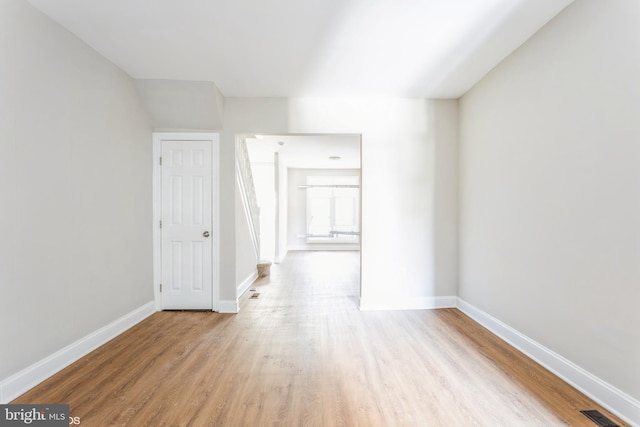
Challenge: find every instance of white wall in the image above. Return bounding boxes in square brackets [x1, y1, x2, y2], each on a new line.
[0, 0, 152, 383]
[459, 0, 640, 405]
[287, 168, 361, 251]
[433, 100, 459, 297]
[221, 98, 459, 309]
[251, 162, 276, 261]
[135, 79, 224, 131]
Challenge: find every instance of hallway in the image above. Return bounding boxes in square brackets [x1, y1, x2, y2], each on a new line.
[14, 251, 624, 426]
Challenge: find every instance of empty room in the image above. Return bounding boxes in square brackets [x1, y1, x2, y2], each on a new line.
[1, 0, 638, 426]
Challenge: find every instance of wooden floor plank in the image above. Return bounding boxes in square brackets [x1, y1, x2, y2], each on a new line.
[13, 251, 626, 426]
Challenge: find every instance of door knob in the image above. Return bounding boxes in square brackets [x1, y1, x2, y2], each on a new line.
[203, 231, 210, 237]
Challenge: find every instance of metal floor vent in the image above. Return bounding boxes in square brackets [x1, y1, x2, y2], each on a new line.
[580, 410, 619, 427]
[250, 293, 260, 299]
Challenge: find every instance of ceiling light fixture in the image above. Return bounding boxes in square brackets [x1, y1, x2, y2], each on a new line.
[329, 156, 341, 160]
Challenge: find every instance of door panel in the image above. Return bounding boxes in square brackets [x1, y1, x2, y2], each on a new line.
[161, 140, 213, 309]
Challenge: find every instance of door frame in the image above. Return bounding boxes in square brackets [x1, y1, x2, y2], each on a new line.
[152, 132, 220, 311]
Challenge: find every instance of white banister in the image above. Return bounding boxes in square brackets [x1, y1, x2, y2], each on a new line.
[235, 136, 260, 258]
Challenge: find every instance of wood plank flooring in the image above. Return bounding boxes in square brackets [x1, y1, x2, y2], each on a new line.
[13, 251, 626, 426]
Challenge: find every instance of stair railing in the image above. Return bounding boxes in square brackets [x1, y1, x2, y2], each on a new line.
[235, 136, 260, 258]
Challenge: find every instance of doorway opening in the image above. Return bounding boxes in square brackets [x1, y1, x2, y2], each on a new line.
[242, 133, 362, 303]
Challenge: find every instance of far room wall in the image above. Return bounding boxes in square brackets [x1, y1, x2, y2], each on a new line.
[287, 168, 361, 251]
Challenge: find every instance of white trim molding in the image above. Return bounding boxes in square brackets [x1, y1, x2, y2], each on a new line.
[456, 298, 640, 427]
[238, 271, 258, 299]
[218, 300, 240, 314]
[0, 302, 156, 404]
[359, 296, 457, 311]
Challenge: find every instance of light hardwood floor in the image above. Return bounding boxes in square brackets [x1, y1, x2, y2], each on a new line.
[14, 251, 625, 426]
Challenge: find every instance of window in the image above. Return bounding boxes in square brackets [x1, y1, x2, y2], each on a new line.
[306, 176, 359, 243]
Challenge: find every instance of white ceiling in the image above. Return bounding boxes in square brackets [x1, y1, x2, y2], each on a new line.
[246, 135, 361, 169]
[26, 0, 573, 98]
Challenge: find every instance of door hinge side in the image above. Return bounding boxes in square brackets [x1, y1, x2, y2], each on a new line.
[159, 220, 162, 229]
[159, 156, 162, 166]
[160, 283, 163, 292]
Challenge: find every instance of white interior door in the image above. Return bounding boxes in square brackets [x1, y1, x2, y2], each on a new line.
[161, 139, 213, 310]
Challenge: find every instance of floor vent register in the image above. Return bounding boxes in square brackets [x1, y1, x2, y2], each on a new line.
[580, 410, 619, 427]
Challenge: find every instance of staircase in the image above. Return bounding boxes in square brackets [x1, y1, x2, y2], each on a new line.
[236, 136, 260, 258]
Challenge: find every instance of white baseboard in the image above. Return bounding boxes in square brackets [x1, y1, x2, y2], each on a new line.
[456, 298, 640, 427]
[237, 271, 258, 299]
[359, 295, 456, 311]
[0, 301, 156, 404]
[218, 300, 239, 314]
